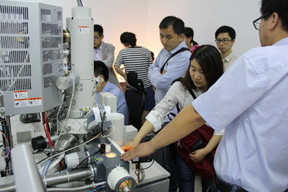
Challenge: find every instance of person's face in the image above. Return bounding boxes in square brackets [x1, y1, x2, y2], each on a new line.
[160, 26, 183, 51]
[259, 16, 270, 46]
[94, 75, 105, 92]
[94, 32, 103, 48]
[215, 32, 235, 54]
[190, 59, 208, 92]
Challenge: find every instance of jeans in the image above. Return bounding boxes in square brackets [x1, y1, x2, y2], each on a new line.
[176, 155, 211, 192]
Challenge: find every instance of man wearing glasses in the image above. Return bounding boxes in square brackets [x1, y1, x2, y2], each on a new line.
[215, 26, 237, 71]
[121, 0, 288, 191]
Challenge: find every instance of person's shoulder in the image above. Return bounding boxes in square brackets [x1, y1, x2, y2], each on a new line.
[243, 44, 287, 60]
[112, 83, 124, 95]
[118, 47, 131, 55]
[171, 80, 185, 91]
[103, 42, 115, 49]
[107, 82, 123, 95]
[238, 45, 288, 73]
[178, 45, 192, 58]
[140, 46, 150, 52]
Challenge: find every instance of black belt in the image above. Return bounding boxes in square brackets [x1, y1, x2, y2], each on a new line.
[213, 175, 247, 192]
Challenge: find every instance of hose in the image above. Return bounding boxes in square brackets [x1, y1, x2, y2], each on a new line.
[47, 181, 106, 192]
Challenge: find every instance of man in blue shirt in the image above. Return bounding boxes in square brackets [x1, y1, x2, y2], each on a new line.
[94, 61, 129, 125]
[122, 0, 288, 191]
[148, 16, 191, 192]
[148, 16, 191, 105]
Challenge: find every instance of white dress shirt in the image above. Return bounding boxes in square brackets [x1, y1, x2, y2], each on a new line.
[192, 37, 288, 191]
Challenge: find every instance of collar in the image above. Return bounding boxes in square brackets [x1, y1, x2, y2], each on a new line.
[102, 81, 111, 92]
[95, 42, 103, 50]
[169, 41, 187, 54]
[273, 37, 288, 46]
[223, 52, 235, 63]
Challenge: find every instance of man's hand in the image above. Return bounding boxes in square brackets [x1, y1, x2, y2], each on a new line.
[161, 70, 167, 75]
[120, 141, 156, 161]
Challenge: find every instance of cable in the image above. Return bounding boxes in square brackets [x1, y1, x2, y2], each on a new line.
[36, 132, 101, 165]
[137, 159, 154, 170]
[0, 130, 10, 158]
[42, 112, 53, 148]
[74, 149, 100, 169]
[58, 71, 76, 138]
[41, 159, 53, 176]
[56, 92, 66, 132]
[46, 153, 65, 173]
[134, 160, 154, 183]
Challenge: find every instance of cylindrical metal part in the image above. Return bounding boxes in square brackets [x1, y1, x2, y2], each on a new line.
[46, 181, 106, 192]
[53, 134, 78, 152]
[0, 167, 94, 192]
[107, 166, 136, 192]
[64, 151, 88, 169]
[43, 167, 93, 186]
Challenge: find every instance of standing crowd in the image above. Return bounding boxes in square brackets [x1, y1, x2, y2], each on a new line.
[92, 0, 288, 191]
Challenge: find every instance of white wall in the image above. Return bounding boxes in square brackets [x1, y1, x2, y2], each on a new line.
[145, 0, 262, 56]
[15, 0, 261, 57]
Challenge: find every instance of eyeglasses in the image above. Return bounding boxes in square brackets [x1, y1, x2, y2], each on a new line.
[94, 36, 101, 40]
[215, 39, 232, 44]
[253, 13, 271, 30]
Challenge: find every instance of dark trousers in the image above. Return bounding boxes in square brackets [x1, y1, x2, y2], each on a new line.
[150, 122, 178, 192]
[152, 143, 179, 192]
[176, 156, 211, 192]
[209, 175, 247, 192]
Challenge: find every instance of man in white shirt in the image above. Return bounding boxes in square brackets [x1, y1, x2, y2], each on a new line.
[215, 26, 237, 71]
[121, 0, 288, 191]
[94, 24, 119, 87]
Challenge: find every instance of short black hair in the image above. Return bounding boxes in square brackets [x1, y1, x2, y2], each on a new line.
[120, 32, 137, 47]
[181, 45, 224, 91]
[94, 61, 109, 81]
[215, 26, 236, 40]
[261, 0, 288, 31]
[159, 16, 185, 35]
[94, 24, 103, 36]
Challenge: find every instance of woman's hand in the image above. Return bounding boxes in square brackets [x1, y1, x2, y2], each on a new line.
[120, 141, 156, 161]
[122, 140, 140, 150]
[189, 148, 209, 163]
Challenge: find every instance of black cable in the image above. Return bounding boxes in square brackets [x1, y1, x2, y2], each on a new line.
[134, 160, 155, 183]
[74, 149, 100, 169]
[137, 159, 155, 170]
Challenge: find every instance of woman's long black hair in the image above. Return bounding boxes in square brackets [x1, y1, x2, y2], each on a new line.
[180, 45, 224, 91]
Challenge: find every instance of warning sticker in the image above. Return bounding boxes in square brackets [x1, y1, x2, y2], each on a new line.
[78, 26, 90, 34]
[14, 97, 42, 108]
[13, 91, 28, 99]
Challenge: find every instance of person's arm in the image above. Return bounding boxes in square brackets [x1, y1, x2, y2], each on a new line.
[121, 104, 205, 160]
[123, 82, 182, 148]
[189, 134, 222, 163]
[114, 65, 127, 81]
[149, 54, 190, 90]
[124, 120, 154, 148]
[102, 43, 115, 69]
